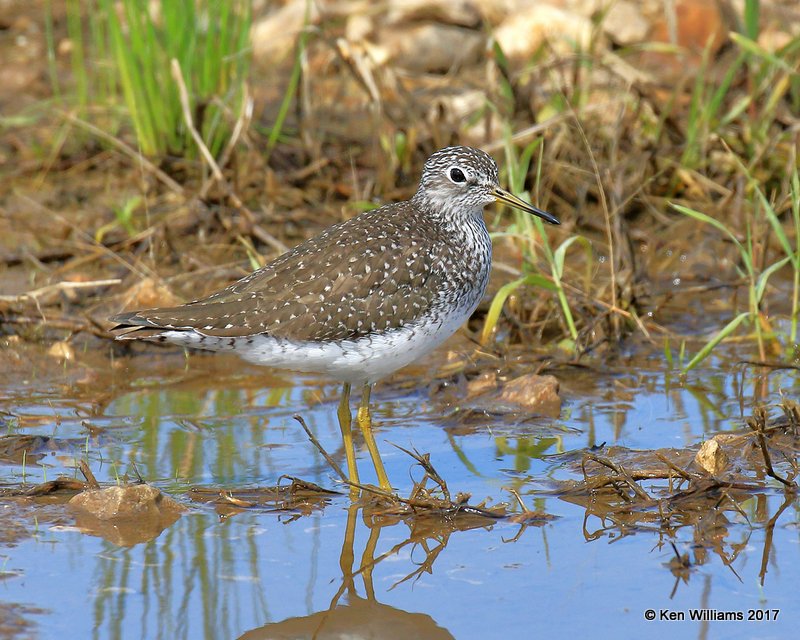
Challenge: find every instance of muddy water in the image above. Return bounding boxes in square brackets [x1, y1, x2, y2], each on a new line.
[0, 338, 798, 639]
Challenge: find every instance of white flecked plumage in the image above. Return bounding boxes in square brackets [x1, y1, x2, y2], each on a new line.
[110, 146, 559, 383]
[110, 145, 559, 492]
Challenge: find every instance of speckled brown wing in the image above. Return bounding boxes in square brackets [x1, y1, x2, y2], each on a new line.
[110, 202, 446, 342]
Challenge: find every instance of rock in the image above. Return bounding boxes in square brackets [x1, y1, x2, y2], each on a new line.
[497, 373, 562, 418]
[563, 0, 607, 16]
[473, 0, 538, 26]
[426, 89, 495, 141]
[381, 23, 484, 73]
[493, 5, 594, 62]
[694, 437, 729, 476]
[69, 484, 185, 546]
[639, 0, 728, 76]
[661, 0, 727, 53]
[251, 0, 320, 66]
[602, 0, 649, 45]
[47, 340, 74, 362]
[386, 0, 483, 28]
[758, 28, 793, 53]
[69, 484, 183, 521]
[466, 371, 498, 398]
[116, 277, 181, 313]
[346, 13, 374, 43]
[650, 0, 728, 59]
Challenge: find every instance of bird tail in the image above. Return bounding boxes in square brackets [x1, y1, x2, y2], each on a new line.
[108, 310, 176, 341]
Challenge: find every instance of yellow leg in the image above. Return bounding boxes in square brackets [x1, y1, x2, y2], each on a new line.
[360, 515, 380, 600]
[337, 383, 360, 490]
[356, 384, 392, 491]
[329, 503, 358, 609]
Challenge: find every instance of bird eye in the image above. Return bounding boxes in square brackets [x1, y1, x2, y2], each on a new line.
[448, 167, 467, 183]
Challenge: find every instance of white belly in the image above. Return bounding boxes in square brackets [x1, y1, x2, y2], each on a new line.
[157, 298, 475, 385]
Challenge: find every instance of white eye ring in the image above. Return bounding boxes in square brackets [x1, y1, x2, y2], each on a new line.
[447, 166, 468, 183]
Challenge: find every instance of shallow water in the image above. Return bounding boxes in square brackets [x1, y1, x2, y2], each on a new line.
[0, 340, 798, 639]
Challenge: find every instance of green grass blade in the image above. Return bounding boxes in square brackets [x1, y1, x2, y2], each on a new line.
[743, 0, 760, 40]
[266, 1, 310, 156]
[681, 312, 750, 372]
[44, 1, 61, 100]
[671, 203, 752, 274]
[553, 235, 592, 280]
[754, 256, 790, 304]
[730, 32, 799, 75]
[65, 0, 88, 115]
[481, 275, 557, 345]
[63, 0, 251, 160]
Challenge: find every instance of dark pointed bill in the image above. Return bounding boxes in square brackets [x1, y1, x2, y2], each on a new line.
[492, 186, 560, 225]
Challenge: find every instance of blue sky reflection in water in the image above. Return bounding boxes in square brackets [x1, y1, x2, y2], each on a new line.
[0, 349, 798, 639]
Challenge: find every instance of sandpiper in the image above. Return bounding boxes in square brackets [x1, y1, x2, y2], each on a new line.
[110, 146, 559, 492]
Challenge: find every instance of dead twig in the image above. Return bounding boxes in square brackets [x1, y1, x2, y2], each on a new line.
[292, 417, 512, 519]
[22, 477, 87, 496]
[393, 442, 451, 503]
[746, 410, 796, 489]
[291, 414, 398, 499]
[0, 247, 76, 268]
[170, 59, 288, 255]
[737, 359, 800, 372]
[758, 492, 795, 585]
[780, 400, 800, 434]
[15, 195, 155, 282]
[1, 313, 109, 338]
[655, 452, 695, 482]
[292, 414, 349, 485]
[278, 475, 339, 495]
[78, 460, 101, 489]
[0, 279, 121, 305]
[581, 452, 652, 501]
[203, 89, 254, 198]
[62, 111, 184, 194]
